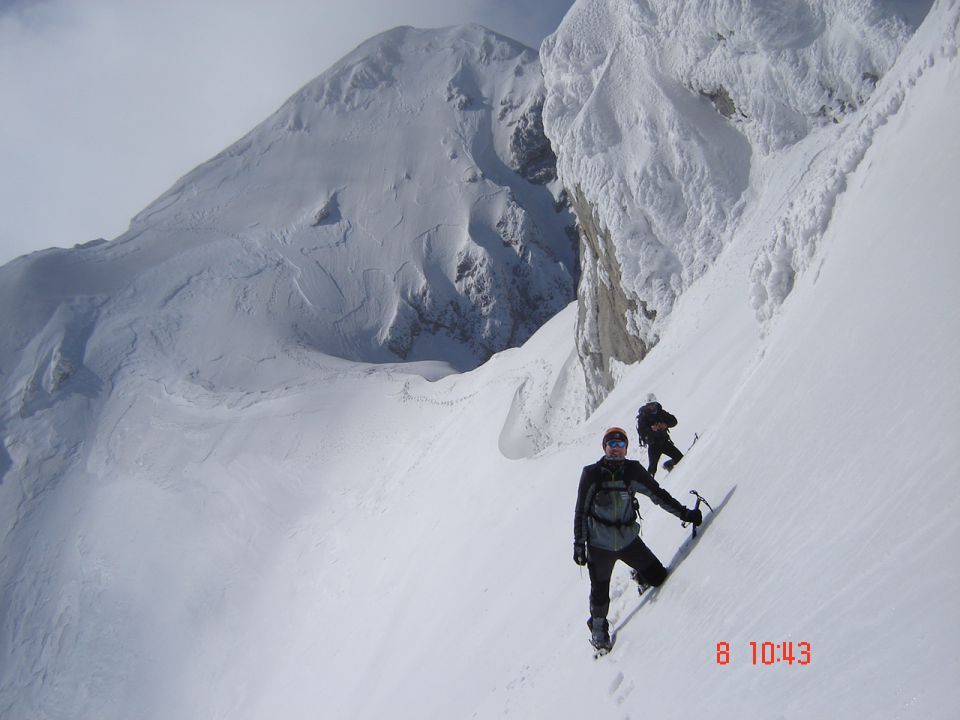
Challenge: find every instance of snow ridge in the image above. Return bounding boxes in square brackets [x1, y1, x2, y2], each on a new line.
[750, 0, 959, 323]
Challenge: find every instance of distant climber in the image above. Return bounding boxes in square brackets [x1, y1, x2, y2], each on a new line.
[573, 427, 702, 652]
[636, 394, 684, 477]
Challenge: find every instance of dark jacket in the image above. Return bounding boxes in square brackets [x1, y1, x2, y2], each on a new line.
[574, 457, 688, 551]
[636, 402, 678, 445]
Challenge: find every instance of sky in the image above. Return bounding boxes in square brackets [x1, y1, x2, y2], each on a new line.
[0, 0, 573, 266]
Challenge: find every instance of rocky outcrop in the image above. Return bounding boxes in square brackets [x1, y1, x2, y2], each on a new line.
[507, 100, 557, 185]
[569, 187, 646, 409]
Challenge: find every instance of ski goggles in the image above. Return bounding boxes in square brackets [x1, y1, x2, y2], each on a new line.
[605, 440, 627, 448]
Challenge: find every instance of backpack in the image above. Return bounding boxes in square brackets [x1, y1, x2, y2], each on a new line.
[636, 402, 661, 445]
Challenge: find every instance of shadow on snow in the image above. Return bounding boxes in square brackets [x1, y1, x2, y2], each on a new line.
[614, 485, 737, 637]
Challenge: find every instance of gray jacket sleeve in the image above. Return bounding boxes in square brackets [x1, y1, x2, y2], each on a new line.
[628, 465, 687, 519]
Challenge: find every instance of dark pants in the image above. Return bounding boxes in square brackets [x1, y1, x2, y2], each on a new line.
[587, 538, 668, 619]
[647, 440, 683, 477]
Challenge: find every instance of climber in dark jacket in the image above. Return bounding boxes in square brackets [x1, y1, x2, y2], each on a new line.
[636, 394, 684, 477]
[573, 427, 702, 650]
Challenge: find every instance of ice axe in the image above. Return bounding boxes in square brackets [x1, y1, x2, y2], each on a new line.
[682, 490, 714, 538]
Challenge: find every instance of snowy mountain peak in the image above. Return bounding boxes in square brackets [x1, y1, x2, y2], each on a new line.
[1, 25, 577, 401]
[279, 25, 538, 114]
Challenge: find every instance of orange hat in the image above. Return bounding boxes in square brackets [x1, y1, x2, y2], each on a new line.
[602, 427, 629, 447]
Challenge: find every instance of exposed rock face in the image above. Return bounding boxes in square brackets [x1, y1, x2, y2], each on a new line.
[569, 187, 646, 410]
[508, 100, 558, 185]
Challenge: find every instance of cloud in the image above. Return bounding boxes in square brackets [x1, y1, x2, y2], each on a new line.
[0, 0, 573, 265]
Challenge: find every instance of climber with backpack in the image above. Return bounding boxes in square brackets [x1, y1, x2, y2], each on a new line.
[572, 427, 702, 652]
[636, 393, 684, 477]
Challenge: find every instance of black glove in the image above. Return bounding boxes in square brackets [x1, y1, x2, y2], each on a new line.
[682, 507, 703, 526]
[573, 543, 588, 566]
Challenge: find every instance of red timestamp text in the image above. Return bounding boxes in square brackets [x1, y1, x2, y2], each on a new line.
[715, 641, 811, 666]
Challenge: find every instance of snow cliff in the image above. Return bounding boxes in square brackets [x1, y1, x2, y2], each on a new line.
[541, 0, 929, 407]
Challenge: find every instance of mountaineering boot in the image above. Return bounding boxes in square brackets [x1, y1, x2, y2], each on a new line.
[587, 617, 612, 651]
[662, 459, 676, 472]
[630, 568, 650, 595]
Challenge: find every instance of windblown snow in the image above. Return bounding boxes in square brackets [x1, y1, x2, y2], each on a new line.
[0, 2, 957, 719]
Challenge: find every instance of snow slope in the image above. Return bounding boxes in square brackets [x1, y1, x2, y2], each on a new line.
[1, 5, 958, 720]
